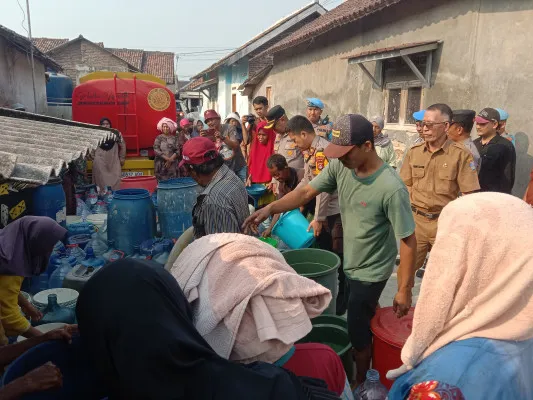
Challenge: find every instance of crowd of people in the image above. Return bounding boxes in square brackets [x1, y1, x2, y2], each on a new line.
[1, 95, 532, 399]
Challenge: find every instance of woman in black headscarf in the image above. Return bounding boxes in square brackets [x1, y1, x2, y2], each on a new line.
[0, 216, 67, 340]
[76, 259, 339, 400]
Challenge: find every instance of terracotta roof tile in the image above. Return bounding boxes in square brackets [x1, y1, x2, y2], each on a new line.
[107, 48, 144, 70]
[264, 0, 404, 55]
[32, 37, 69, 53]
[143, 51, 175, 85]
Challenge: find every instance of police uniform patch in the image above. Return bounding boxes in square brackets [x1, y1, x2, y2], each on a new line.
[469, 161, 476, 171]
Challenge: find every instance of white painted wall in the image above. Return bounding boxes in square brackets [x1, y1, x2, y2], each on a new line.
[0, 36, 47, 113]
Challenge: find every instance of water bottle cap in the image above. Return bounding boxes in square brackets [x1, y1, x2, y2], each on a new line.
[86, 247, 95, 258]
[366, 369, 380, 381]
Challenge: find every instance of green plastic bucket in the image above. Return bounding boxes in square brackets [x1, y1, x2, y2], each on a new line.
[259, 236, 278, 248]
[298, 316, 353, 381]
[282, 249, 340, 314]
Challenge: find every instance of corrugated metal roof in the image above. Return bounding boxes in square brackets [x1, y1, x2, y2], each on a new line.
[0, 108, 114, 185]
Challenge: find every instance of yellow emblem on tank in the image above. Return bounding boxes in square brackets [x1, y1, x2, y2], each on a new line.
[147, 88, 171, 111]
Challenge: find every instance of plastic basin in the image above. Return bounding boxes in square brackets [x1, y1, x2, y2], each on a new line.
[282, 248, 339, 314]
[2, 337, 107, 399]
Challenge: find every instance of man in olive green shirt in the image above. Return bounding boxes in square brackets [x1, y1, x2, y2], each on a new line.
[244, 114, 417, 385]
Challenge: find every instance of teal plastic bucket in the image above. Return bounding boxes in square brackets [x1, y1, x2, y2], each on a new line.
[282, 248, 340, 314]
[272, 209, 315, 249]
[298, 315, 353, 381]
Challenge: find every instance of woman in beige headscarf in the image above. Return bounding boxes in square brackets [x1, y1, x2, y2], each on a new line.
[170, 233, 354, 399]
[154, 117, 179, 181]
[387, 192, 533, 400]
[92, 118, 126, 191]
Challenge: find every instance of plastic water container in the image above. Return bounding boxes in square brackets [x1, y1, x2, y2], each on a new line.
[157, 178, 199, 240]
[102, 186, 114, 204]
[76, 194, 91, 218]
[38, 294, 76, 325]
[32, 177, 67, 227]
[66, 244, 86, 264]
[108, 189, 156, 255]
[67, 221, 95, 236]
[68, 234, 92, 250]
[128, 245, 145, 260]
[272, 209, 315, 249]
[81, 247, 105, 269]
[353, 369, 388, 400]
[49, 258, 74, 289]
[92, 201, 108, 214]
[87, 233, 108, 257]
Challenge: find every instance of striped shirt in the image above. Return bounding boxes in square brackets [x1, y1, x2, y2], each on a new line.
[192, 164, 250, 239]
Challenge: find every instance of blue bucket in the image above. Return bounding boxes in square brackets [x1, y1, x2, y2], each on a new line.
[108, 189, 156, 255]
[157, 178, 199, 240]
[32, 177, 67, 227]
[1, 337, 108, 399]
[272, 209, 315, 249]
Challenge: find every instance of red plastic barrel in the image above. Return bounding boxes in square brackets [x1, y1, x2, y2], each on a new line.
[120, 176, 158, 194]
[370, 306, 414, 389]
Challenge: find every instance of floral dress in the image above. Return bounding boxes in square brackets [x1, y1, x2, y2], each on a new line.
[154, 134, 180, 181]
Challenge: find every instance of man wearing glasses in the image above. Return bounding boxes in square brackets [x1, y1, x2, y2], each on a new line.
[400, 104, 480, 278]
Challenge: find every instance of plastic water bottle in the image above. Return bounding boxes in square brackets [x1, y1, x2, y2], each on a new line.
[49, 257, 74, 289]
[128, 245, 145, 260]
[353, 370, 388, 400]
[76, 194, 90, 217]
[92, 200, 108, 214]
[103, 186, 114, 204]
[87, 233, 108, 257]
[66, 244, 86, 264]
[81, 247, 105, 269]
[85, 188, 98, 209]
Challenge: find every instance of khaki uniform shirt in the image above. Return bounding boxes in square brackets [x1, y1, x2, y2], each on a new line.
[274, 133, 304, 169]
[400, 139, 480, 212]
[298, 135, 340, 221]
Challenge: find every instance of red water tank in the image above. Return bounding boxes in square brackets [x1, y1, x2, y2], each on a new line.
[72, 76, 176, 157]
[370, 306, 414, 389]
[120, 176, 157, 194]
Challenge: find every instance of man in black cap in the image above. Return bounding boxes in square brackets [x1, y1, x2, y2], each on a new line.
[266, 105, 304, 170]
[448, 110, 481, 171]
[474, 108, 516, 194]
[244, 114, 417, 385]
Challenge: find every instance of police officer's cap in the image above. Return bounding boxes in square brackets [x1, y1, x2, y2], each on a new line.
[265, 105, 286, 129]
[306, 98, 324, 109]
[452, 110, 476, 125]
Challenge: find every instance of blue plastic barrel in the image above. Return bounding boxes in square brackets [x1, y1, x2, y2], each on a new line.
[2, 337, 108, 399]
[32, 177, 67, 227]
[107, 189, 156, 255]
[272, 209, 315, 249]
[157, 178, 199, 239]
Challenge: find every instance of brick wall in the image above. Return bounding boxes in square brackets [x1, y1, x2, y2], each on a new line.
[49, 39, 132, 85]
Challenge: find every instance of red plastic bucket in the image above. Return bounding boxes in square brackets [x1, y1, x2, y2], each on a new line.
[370, 306, 414, 389]
[120, 176, 157, 194]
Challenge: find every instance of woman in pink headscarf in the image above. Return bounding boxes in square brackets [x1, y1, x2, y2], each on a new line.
[154, 117, 180, 181]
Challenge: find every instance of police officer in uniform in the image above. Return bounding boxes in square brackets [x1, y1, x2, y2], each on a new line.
[400, 104, 480, 278]
[266, 105, 304, 170]
[306, 98, 333, 140]
[287, 115, 347, 314]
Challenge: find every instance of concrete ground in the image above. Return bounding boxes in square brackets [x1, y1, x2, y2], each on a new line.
[379, 263, 422, 307]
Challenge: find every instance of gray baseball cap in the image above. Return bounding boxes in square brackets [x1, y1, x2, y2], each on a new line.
[324, 114, 374, 158]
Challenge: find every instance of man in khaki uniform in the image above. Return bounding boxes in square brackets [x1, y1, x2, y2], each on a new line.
[266, 105, 304, 170]
[400, 104, 480, 278]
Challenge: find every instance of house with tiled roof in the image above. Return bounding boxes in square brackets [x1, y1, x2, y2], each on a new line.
[0, 24, 61, 114]
[33, 36, 175, 89]
[250, 0, 533, 196]
[182, 1, 326, 116]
